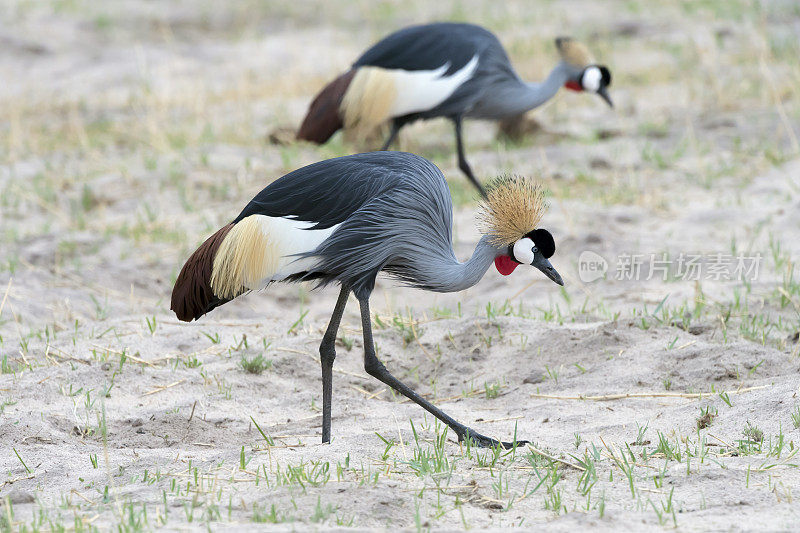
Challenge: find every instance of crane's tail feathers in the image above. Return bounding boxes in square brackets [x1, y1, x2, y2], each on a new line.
[298, 67, 398, 143]
[171, 223, 235, 322]
[296, 69, 357, 144]
[210, 217, 279, 299]
[171, 218, 278, 321]
[172, 215, 335, 321]
[339, 67, 397, 139]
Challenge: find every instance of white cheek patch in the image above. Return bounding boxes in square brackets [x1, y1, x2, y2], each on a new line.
[513, 238, 535, 265]
[582, 66, 602, 93]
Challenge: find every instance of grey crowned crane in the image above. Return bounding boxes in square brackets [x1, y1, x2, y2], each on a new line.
[296, 23, 612, 196]
[171, 151, 563, 448]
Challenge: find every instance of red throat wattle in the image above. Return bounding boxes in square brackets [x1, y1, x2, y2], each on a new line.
[495, 255, 519, 276]
[564, 80, 582, 92]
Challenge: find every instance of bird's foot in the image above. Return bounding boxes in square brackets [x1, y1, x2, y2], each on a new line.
[457, 427, 529, 450]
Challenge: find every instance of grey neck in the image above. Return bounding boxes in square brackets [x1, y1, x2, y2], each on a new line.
[432, 235, 503, 293]
[477, 61, 573, 117]
[522, 61, 573, 109]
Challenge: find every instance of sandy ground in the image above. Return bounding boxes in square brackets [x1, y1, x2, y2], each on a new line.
[2, 0, 800, 530]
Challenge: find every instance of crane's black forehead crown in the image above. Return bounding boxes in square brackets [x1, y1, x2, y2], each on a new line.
[525, 228, 555, 258]
[598, 65, 612, 86]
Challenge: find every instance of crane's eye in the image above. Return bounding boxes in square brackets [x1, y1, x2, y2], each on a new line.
[532, 246, 539, 254]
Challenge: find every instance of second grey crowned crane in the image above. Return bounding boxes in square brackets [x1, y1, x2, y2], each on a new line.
[171, 152, 564, 448]
[297, 23, 613, 196]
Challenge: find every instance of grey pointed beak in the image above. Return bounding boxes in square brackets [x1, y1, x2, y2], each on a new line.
[597, 86, 613, 108]
[533, 256, 564, 286]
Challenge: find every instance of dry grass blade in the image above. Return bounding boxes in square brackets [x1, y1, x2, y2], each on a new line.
[142, 379, 186, 397]
[530, 385, 769, 401]
[0, 278, 11, 319]
[526, 444, 585, 471]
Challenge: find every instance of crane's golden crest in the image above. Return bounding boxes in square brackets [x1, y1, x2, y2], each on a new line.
[555, 37, 593, 68]
[477, 175, 548, 247]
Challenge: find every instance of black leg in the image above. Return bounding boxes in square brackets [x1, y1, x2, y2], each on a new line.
[380, 121, 401, 151]
[320, 284, 350, 443]
[453, 116, 487, 199]
[357, 296, 525, 449]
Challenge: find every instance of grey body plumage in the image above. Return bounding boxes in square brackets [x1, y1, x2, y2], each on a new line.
[171, 152, 564, 448]
[369, 24, 613, 197]
[238, 152, 502, 299]
[298, 23, 613, 196]
[364, 24, 583, 121]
